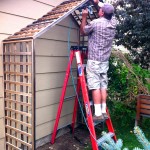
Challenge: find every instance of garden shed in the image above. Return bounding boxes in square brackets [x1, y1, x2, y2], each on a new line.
[2, 0, 99, 149]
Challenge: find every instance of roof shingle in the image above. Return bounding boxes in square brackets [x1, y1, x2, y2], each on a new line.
[4, 0, 98, 41]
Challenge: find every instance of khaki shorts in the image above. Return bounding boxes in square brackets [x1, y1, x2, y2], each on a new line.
[86, 60, 109, 90]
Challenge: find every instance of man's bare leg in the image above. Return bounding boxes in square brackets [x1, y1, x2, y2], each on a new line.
[92, 89, 101, 104]
[101, 88, 107, 104]
[101, 88, 108, 118]
[92, 89, 102, 116]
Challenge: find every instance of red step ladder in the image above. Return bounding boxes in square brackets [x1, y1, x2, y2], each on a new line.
[50, 46, 117, 150]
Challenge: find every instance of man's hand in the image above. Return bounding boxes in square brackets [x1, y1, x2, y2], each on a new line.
[93, 0, 99, 4]
[82, 8, 88, 18]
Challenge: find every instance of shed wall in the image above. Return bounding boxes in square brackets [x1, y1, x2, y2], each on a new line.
[0, 0, 65, 149]
[35, 16, 79, 141]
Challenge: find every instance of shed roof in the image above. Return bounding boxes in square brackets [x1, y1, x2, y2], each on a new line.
[4, 0, 99, 42]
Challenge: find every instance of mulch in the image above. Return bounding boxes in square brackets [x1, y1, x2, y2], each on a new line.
[36, 126, 92, 150]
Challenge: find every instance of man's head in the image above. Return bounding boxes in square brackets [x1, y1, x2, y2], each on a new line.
[98, 2, 114, 20]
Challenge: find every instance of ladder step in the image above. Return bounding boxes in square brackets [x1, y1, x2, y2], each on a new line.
[64, 95, 76, 100]
[97, 132, 114, 146]
[86, 115, 105, 126]
[94, 120, 105, 126]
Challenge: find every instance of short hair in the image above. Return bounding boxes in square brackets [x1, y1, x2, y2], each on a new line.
[103, 12, 113, 20]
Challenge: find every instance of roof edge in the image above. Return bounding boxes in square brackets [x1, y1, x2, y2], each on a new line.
[3, 37, 33, 43]
[33, 0, 88, 39]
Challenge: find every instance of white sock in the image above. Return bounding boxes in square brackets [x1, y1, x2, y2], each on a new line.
[100, 104, 102, 110]
[94, 104, 102, 116]
[101, 103, 106, 113]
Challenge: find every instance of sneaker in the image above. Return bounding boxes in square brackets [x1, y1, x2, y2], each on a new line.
[102, 113, 109, 119]
[93, 115, 104, 122]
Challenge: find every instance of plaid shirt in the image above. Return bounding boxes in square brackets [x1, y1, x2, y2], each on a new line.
[83, 17, 117, 62]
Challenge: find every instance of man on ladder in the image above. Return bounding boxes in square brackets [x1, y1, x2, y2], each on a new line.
[51, 1, 117, 149]
[80, 0, 117, 122]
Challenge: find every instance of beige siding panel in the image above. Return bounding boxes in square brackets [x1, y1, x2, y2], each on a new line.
[58, 16, 79, 29]
[0, 78, 3, 98]
[36, 100, 74, 125]
[36, 114, 72, 140]
[0, 118, 5, 139]
[35, 39, 78, 57]
[0, 138, 5, 150]
[0, 0, 53, 19]
[0, 13, 34, 34]
[36, 86, 75, 108]
[0, 98, 4, 119]
[0, 56, 3, 76]
[39, 25, 79, 42]
[80, 35, 88, 41]
[36, 56, 77, 73]
[36, 72, 77, 91]
[37, 0, 65, 6]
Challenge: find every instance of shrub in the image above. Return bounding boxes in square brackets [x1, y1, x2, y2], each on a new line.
[107, 53, 150, 125]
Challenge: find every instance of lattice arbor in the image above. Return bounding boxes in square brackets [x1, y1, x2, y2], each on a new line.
[3, 40, 35, 150]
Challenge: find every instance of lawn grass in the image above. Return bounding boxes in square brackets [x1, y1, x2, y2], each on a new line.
[112, 117, 150, 149]
[114, 123, 143, 149]
[84, 117, 150, 150]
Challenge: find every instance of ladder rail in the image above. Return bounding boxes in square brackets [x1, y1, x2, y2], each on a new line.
[71, 50, 87, 133]
[71, 77, 81, 133]
[50, 50, 75, 144]
[106, 108, 117, 141]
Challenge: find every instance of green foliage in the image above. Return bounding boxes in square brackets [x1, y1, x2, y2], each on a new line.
[107, 55, 150, 126]
[108, 55, 150, 104]
[132, 64, 150, 92]
[108, 56, 150, 104]
[108, 100, 135, 127]
[115, 0, 150, 69]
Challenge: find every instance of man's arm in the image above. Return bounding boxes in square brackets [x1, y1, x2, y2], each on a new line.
[80, 9, 88, 35]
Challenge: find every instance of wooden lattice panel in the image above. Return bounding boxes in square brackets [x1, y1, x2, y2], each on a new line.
[3, 40, 34, 150]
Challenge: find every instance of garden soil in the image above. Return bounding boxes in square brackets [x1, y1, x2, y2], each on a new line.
[36, 127, 91, 150]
